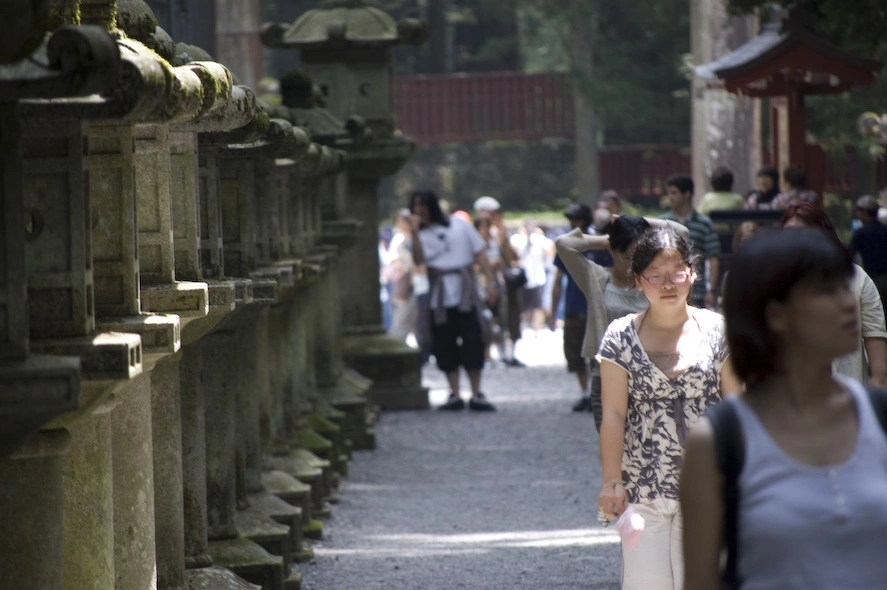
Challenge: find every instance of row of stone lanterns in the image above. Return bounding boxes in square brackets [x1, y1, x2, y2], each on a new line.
[0, 0, 428, 589]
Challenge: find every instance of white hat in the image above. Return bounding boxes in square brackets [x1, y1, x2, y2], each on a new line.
[473, 196, 501, 212]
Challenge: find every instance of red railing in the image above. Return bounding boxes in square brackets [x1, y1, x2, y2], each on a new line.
[394, 71, 574, 144]
[394, 72, 887, 198]
[600, 145, 690, 200]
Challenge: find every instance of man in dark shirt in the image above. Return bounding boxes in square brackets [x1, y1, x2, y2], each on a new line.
[851, 195, 887, 306]
[549, 203, 597, 412]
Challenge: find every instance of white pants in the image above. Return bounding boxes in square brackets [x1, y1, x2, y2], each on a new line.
[621, 498, 684, 590]
[390, 297, 418, 341]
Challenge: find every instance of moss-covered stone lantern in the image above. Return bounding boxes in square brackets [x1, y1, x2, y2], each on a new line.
[263, 1, 430, 410]
[262, 0, 426, 138]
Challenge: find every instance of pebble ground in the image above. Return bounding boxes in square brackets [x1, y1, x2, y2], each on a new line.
[294, 328, 621, 589]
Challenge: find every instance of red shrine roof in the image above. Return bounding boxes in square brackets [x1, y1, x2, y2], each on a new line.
[694, 8, 881, 97]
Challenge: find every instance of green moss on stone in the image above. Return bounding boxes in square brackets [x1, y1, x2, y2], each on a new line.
[295, 429, 333, 453]
[302, 519, 324, 540]
[306, 414, 340, 435]
[48, 0, 81, 27]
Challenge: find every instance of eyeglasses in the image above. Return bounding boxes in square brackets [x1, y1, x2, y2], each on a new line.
[641, 272, 691, 286]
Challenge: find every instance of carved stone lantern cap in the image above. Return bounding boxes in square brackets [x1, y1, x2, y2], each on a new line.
[262, 0, 428, 49]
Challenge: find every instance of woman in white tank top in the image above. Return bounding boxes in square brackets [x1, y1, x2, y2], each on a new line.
[681, 228, 887, 589]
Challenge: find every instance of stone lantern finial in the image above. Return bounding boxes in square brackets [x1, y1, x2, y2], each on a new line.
[261, 0, 427, 49]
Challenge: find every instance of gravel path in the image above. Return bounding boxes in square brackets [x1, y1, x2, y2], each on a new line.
[295, 329, 622, 589]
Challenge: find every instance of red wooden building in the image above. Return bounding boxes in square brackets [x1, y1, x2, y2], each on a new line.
[695, 7, 881, 196]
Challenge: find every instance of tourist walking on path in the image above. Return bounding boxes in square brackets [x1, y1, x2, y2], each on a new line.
[549, 203, 597, 412]
[781, 201, 887, 387]
[698, 166, 745, 215]
[475, 215, 506, 364]
[410, 190, 498, 411]
[387, 209, 418, 341]
[661, 174, 722, 309]
[681, 228, 887, 590]
[596, 226, 741, 590]
[850, 194, 887, 306]
[474, 196, 525, 367]
[510, 219, 555, 335]
[555, 215, 682, 423]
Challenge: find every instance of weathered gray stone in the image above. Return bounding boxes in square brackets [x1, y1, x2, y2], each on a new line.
[185, 566, 261, 590]
[112, 372, 157, 590]
[86, 121, 142, 317]
[62, 400, 115, 590]
[141, 282, 210, 317]
[179, 341, 211, 569]
[152, 353, 186, 590]
[0, 354, 81, 457]
[21, 118, 95, 339]
[170, 130, 202, 281]
[32, 331, 142, 382]
[202, 330, 239, 541]
[0, 429, 70, 590]
[98, 313, 181, 355]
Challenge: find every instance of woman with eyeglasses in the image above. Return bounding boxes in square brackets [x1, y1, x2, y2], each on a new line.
[595, 227, 741, 590]
[555, 216, 683, 429]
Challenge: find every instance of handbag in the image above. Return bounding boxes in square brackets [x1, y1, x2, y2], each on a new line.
[503, 266, 528, 290]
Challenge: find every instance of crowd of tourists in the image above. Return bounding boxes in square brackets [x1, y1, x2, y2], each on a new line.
[378, 164, 887, 589]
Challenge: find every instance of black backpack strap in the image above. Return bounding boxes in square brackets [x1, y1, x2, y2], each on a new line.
[865, 386, 887, 435]
[705, 400, 746, 590]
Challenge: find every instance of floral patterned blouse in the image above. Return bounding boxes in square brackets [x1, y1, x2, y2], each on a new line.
[596, 308, 729, 504]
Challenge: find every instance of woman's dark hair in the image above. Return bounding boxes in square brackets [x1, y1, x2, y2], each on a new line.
[723, 228, 854, 387]
[782, 166, 807, 189]
[631, 226, 700, 277]
[409, 190, 448, 227]
[756, 165, 779, 184]
[666, 174, 694, 196]
[710, 166, 735, 192]
[780, 201, 837, 237]
[607, 215, 650, 253]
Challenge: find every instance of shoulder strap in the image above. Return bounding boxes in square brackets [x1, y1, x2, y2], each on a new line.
[705, 400, 745, 590]
[865, 386, 887, 435]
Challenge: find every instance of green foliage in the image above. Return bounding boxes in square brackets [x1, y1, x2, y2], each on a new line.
[520, 0, 692, 145]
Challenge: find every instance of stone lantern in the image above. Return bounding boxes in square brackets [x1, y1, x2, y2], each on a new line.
[263, 1, 430, 409]
[262, 0, 427, 139]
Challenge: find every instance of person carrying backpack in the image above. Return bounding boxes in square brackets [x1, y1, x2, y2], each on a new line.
[681, 228, 887, 590]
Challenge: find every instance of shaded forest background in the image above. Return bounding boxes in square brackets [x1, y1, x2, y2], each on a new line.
[263, 0, 887, 214]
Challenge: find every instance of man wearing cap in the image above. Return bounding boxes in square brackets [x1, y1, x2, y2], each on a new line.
[473, 196, 525, 366]
[550, 203, 598, 411]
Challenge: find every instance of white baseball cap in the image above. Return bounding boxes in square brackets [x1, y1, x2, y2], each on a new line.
[473, 196, 501, 212]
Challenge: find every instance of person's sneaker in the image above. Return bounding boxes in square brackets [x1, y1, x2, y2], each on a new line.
[438, 393, 465, 411]
[504, 357, 526, 368]
[572, 396, 593, 412]
[468, 393, 497, 412]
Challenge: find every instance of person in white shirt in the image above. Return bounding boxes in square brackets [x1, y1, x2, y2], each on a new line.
[510, 220, 555, 335]
[410, 190, 499, 411]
